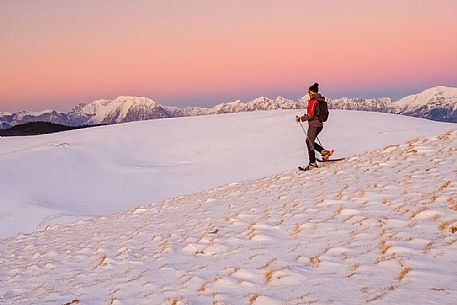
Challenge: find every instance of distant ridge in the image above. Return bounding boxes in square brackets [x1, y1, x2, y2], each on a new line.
[1, 96, 304, 130]
[1, 86, 456, 131]
[329, 86, 457, 123]
[0, 121, 101, 136]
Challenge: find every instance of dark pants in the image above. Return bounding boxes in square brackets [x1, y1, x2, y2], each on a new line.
[306, 126, 324, 164]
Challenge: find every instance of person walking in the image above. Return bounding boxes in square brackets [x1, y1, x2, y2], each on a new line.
[295, 83, 333, 171]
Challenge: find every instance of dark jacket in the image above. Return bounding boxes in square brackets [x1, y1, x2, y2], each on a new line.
[300, 94, 324, 127]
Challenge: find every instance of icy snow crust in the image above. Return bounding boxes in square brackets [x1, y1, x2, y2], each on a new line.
[1, 130, 456, 304]
[0, 110, 454, 240]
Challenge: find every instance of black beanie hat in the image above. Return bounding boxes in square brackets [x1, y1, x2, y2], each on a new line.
[308, 82, 319, 93]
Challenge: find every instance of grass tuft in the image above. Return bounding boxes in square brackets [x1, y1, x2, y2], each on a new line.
[309, 256, 320, 267]
[379, 241, 390, 254]
[396, 267, 412, 281]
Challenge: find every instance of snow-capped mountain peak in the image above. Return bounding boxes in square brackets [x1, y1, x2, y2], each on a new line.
[394, 86, 457, 109]
[79, 96, 157, 114]
[70, 96, 162, 124]
[327, 86, 457, 122]
[208, 100, 242, 114]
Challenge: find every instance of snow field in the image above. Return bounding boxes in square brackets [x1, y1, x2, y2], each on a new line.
[0, 110, 454, 239]
[1, 130, 456, 305]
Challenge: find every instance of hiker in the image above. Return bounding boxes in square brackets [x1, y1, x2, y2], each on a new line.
[295, 82, 332, 171]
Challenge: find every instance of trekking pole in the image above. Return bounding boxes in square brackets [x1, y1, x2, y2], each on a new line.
[298, 121, 307, 136]
[300, 120, 323, 149]
[298, 121, 313, 147]
[316, 136, 323, 147]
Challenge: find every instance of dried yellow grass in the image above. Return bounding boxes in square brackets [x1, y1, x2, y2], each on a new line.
[410, 206, 426, 219]
[438, 181, 451, 191]
[446, 197, 457, 211]
[159, 241, 168, 252]
[422, 242, 433, 253]
[332, 206, 344, 218]
[408, 220, 417, 229]
[249, 295, 258, 305]
[290, 223, 301, 236]
[347, 262, 360, 278]
[309, 256, 320, 267]
[260, 258, 277, 269]
[396, 267, 412, 281]
[437, 132, 451, 141]
[336, 191, 344, 200]
[197, 283, 207, 293]
[379, 241, 390, 254]
[94, 256, 108, 268]
[264, 271, 273, 284]
[439, 221, 450, 231]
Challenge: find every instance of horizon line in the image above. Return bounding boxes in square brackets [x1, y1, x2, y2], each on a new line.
[1, 84, 455, 114]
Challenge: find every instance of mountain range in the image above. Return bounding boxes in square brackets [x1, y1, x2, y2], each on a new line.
[328, 86, 457, 122]
[1, 86, 456, 129]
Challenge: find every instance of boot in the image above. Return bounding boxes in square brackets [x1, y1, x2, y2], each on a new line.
[321, 149, 333, 161]
[304, 162, 319, 170]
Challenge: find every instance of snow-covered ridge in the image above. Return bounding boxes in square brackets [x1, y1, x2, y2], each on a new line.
[0, 109, 69, 129]
[1, 86, 456, 129]
[199, 96, 303, 114]
[0, 96, 303, 128]
[395, 86, 457, 109]
[1, 129, 456, 304]
[69, 96, 168, 125]
[329, 86, 457, 122]
[329, 86, 457, 110]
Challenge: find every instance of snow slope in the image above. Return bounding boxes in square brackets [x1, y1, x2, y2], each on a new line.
[0, 110, 454, 240]
[1, 129, 456, 305]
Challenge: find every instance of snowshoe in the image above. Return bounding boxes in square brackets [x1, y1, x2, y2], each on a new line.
[316, 157, 345, 162]
[298, 162, 318, 171]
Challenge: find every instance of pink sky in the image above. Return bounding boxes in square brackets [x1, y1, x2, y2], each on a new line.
[1, 0, 457, 112]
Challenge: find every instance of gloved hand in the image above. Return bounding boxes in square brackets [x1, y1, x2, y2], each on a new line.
[295, 116, 301, 123]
